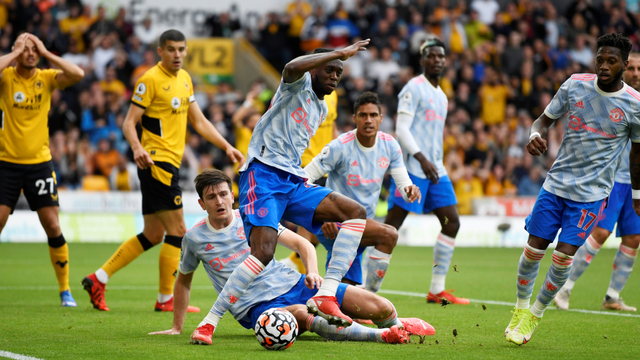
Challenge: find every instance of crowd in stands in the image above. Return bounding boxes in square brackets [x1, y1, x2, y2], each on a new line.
[2, 0, 639, 214]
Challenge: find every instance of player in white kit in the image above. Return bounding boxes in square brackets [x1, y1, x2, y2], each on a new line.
[304, 92, 420, 292]
[506, 33, 640, 345]
[385, 38, 469, 305]
[148, 169, 435, 344]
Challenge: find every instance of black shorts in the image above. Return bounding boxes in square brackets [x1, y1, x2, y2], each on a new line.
[138, 161, 182, 215]
[0, 160, 59, 212]
[315, 176, 327, 187]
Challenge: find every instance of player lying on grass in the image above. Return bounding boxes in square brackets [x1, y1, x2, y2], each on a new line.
[506, 33, 640, 346]
[303, 91, 420, 292]
[149, 169, 435, 345]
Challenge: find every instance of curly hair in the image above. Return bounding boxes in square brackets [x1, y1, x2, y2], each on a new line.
[354, 91, 382, 115]
[597, 33, 633, 61]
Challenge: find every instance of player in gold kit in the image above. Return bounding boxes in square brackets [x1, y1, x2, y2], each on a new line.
[82, 30, 245, 312]
[0, 33, 85, 306]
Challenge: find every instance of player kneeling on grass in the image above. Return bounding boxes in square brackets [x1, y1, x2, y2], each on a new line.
[303, 91, 420, 293]
[149, 169, 434, 345]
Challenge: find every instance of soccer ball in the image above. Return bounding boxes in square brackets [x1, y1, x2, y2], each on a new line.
[254, 308, 298, 350]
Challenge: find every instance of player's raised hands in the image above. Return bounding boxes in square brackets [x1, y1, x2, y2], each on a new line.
[338, 39, 370, 61]
[27, 34, 49, 56]
[321, 222, 340, 240]
[149, 328, 181, 335]
[404, 185, 422, 203]
[133, 147, 155, 169]
[527, 136, 547, 156]
[12, 33, 29, 54]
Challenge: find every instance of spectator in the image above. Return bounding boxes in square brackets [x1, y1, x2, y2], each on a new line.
[135, 17, 157, 46]
[99, 66, 127, 99]
[479, 67, 512, 125]
[232, 89, 262, 161]
[300, 6, 327, 53]
[58, 4, 91, 52]
[207, 12, 241, 38]
[87, 5, 116, 42]
[569, 34, 594, 67]
[465, 10, 493, 49]
[92, 137, 120, 177]
[368, 47, 401, 90]
[107, 50, 135, 90]
[518, 165, 545, 196]
[92, 35, 117, 80]
[110, 154, 140, 191]
[454, 166, 484, 215]
[471, 0, 501, 25]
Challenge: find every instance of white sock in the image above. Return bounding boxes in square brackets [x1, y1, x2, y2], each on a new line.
[157, 293, 173, 303]
[606, 288, 620, 300]
[530, 299, 545, 318]
[429, 274, 446, 294]
[563, 279, 575, 291]
[199, 312, 221, 327]
[315, 278, 340, 297]
[95, 268, 109, 284]
[516, 297, 530, 309]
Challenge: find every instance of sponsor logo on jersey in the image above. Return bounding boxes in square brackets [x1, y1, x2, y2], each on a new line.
[347, 174, 360, 186]
[351, 160, 359, 167]
[574, 101, 584, 109]
[136, 83, 146, 95]
[205, 243, 215, 251]
[568, 115, 617, 138]
[171, 97, 180, 109]
[13, 91, 25, 103]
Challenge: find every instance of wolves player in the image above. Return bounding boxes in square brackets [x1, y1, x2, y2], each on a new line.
[149, 169, 433, 345]
[506, 33, 640, 345]
[554, 52, 640, 312]
[385, 38, 468, 305]
[196, 40, 374, 338]
[305, 92, 420, 292]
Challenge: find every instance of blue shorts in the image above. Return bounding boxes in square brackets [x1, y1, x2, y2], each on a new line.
[239, 161, 333, 241]
[316, 229, 365, 285]
[525, 188, 607, 247]
[388, 174, 457, 214]
[597, 182, 640, 237]
[239, 275, 349, 329]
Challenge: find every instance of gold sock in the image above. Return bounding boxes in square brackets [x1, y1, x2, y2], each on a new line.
[158, 243, 181, 296]
[49, 243, 70, 293]
[288, 251, 306, 274]
[101, 235, 146, 277]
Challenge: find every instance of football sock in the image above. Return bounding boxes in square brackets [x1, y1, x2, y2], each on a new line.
[531, 250, 573, 318]
[564, 235, 601, 291]
[365, 248, 391, 293]
[606, 244, 638, 300]
[516, 244, 546, 309]
[317, 219, 366, 297]
[48, 235, 70, 293]
[430, 233, 455, 294]
[207, 255, 265, 323]
[308, 315, 386, 342]
[101, 233, 152, 277]
[199, 311, 221, 328]
[158, 235, 182, 296]
[372, 303, 402, 328]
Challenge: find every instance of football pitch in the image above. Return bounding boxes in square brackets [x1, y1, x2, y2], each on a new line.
[1, 243, 639, 360]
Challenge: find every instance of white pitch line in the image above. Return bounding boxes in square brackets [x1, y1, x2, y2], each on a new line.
[2, 285, 639, 319]
[0, 350, 44, 360]
[377, 289, 640, 318]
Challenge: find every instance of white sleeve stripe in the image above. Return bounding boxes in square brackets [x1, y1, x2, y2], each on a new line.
[543, 109, 561, 120]
[179, 268, 195, 275]
[304, 158, 325, 183]
[631, 138, 640, 143]
[389, 166, 413, 201]
[397, 110, 415, 116]
[396, 112, 421, 155]
[277, 224, 287, 237]
[189, 95, 196, 103]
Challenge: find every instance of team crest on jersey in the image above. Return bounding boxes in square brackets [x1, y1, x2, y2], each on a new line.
[237, 227, 246, 240]
[378, 156, 389, 168]
[610, 108, 624, 123]
[35, 80, 43, 90]
[257, 207, 269, 218]
[171, 97, 180, 109]
[13, 91, 25, 103]
[319, 146, 331, 159]
[184, 81, 189, 90]
[174, 195, 182, 205]
[136, 83, 146, 95]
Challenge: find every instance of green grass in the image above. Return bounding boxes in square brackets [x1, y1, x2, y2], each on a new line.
[1, 243, 639, 359]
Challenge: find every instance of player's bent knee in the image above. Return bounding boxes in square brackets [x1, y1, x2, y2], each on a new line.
[622, 234, 640, 249]
[379, 224, 398, 248]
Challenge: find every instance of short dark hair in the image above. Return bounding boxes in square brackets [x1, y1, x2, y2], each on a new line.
[194, 169, 233, 200]
[354, 91, 382, 115]
[159, 29, 186, 48]
[420, 38, 446, 56]
[313, 48, 333, 54]
[597, 33, 633, 61]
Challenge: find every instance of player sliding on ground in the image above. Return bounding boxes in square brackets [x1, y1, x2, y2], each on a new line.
[192, 40, 374, 339]
[82, 29, 244, 312]
[304, 91, 420, 292]
[149, 169, 434, 345]
[385, 38, 468, 305]
[554, 52, 640, 313]
[0, 33, 84, 307]
[506, 33, 640, 345]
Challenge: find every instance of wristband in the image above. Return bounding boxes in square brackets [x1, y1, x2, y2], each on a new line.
[633, 189, 640, 199]
[529, 132, 541, 142]
[243, 100, 252, 108]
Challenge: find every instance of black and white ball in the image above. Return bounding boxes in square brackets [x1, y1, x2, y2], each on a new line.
[254, 308, 298, 350]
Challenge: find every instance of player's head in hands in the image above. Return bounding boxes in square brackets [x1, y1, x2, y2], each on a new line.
[420, 38, 446, 80]
[623, 52, 640, 91]
[158, 29, 187, 74]
[194, 169, 235, 226]
[14, 33, 39, 70]
[595, 33, 632, 91]
[310, 48, 343, 96]
[353, 91, 382, 144]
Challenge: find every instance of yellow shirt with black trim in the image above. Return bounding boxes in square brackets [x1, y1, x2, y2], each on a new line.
[301, 90, 337, 167]
[131, 62, 195, 169]
[0, 67, 60, 164]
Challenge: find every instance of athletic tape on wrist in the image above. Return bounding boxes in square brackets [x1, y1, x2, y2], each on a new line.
[633, 189, 640, 199]
[529, 132, 541, 142]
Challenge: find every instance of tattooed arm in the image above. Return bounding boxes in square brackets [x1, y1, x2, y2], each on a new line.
[630, 142, 640, 216]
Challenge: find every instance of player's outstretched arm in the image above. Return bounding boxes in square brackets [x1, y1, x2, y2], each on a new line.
[28, 34, 84, 89]
[0, 33, 28, 80]
[630, 142, 640, 216]
[526, 114, 555, 156]
[149, 272, 194, 335]
[188, 101, 245, 167]
[122, 105, 154, 169]
[277, 228, 323, 289]
[282, 39, 370, 83]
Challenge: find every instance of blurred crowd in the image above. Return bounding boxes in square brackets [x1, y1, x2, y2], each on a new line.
[2, 0, 639, 214]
